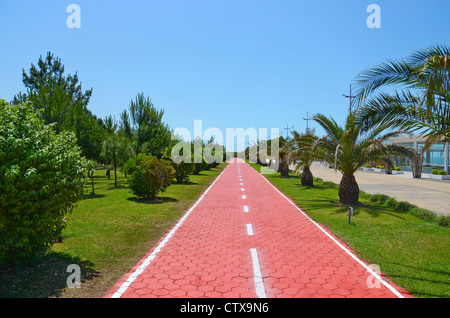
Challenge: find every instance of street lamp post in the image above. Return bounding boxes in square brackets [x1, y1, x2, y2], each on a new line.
[343, 85, 357, 114]
[303, 112, 311, 134]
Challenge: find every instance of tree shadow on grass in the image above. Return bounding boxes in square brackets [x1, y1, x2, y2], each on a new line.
[297, 197, 343, 212]
[192, 173, 209, 176]
[106, 183, 128, 190]
[299, 196, 409, 221]
[127, 196, 178, 205]
[80, 194, 106, 200]
[0, 252, 98, 298]
[289, 177, 339, 189]
[293, 182, 338, 190]
[384, 262, 450, 298]
[172, 181, 198, 185]
[355, 203, 409, 220]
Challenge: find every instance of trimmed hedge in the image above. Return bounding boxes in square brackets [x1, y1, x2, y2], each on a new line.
[363, 191, 450, 228]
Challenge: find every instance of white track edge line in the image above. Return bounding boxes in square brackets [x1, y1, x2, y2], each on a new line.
[111, 163, 230, 298]
[249, 163, 405, 299]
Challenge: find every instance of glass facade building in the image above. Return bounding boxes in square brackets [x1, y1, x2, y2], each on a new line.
[388, 136, 450, 174]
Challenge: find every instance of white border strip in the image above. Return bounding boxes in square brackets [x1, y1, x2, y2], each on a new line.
[250, 164, 405, 299]
[250, 248, 266, 298]
[111, 163, 229, 298]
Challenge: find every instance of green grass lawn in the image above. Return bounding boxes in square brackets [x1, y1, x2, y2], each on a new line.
[0, 164, 226, 298]
[248, 162, 450, 298]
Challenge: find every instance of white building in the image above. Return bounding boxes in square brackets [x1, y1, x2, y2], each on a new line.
[387, 135, 450, 174]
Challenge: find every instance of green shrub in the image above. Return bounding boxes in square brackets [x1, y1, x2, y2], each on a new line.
[162, 141, 195, 182]
[193, 155, 209, 175]
[123, 156, 136, 176]
[438, 170, 447, 175]
[395, 201, 414, 213]
[359, 191, 371, 200]
[369, 194, 389, 203]
[172, 162, 195, 183]
[364, 164, 372, 168]
[410, 208, 437, 222]
[314, 177, 324, 183]
[431, 169, 439, 175]
[394, 166, 402, 171]
[384, 198, 398, 208]
[437, 216, 450, 227]
[376, 165, 385, 169]
[0, 101, 88, 265]
[127, 154, 175, 200]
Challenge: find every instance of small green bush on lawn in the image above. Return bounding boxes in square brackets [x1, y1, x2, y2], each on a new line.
[369, 194, 390, 204]
[410, 207, 438, 222]
[126, 154, 175, 200]
[395, 201, 415, 213]
[437, 216, 450, 227]
[384, 198, 398, 208]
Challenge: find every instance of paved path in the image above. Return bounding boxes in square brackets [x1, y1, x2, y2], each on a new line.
[308, 164, 450, 216]
[105, 159, 410, 298]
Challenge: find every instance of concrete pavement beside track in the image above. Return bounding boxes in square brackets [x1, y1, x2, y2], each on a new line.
[304, 164, 450, 216]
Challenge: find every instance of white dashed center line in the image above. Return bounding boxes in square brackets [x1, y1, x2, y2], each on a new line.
[250, 248, 266, 298]
[246, 224, 254, 235]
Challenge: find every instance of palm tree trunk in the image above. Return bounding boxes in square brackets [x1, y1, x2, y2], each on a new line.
[411, 154, 423, 178]
[279, 160, 289, 176]
[385, 162, 393, 175]
[338, 174, 359, 204]
[301, 166, 314, 186]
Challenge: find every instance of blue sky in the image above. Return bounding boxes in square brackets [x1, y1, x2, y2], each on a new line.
[0, 0, 448, 150]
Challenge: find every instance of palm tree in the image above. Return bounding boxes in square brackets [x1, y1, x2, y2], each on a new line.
[285, 129, 320, 186]
[353, 45, 450, 168]
[313, 113, 416, 205]
[276, 136, 290, 176]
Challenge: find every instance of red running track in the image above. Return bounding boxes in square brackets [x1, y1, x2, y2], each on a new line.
[105, 159, 410, 298]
